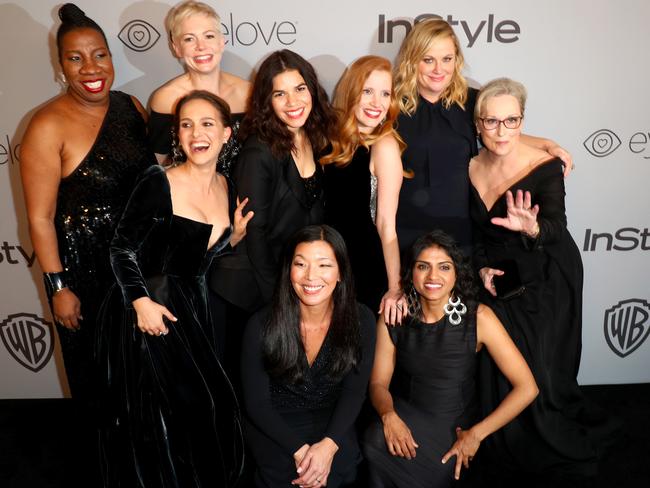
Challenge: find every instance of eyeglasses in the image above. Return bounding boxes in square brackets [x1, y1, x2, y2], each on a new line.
[478, 116, 523, 130]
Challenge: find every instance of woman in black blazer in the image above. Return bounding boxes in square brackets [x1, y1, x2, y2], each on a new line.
[228, 50, 336, 310]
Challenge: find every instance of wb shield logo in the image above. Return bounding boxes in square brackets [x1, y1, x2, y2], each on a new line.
[0, 313, 54, 372]
[604, 299, 650, 358]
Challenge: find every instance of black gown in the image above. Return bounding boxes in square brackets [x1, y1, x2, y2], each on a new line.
[96, 165, 244, 487]
[324, 147, 386, 314]
[241, 305, 376, 487]
[396, 91, 478, 254]
[54, 90, 155, 402]
[471, 158, 608, 479]
[363, 312, 478, 487]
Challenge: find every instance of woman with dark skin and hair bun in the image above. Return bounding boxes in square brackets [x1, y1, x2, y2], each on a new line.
[20, 0, 154, 421]
[241, 225, 376, 487]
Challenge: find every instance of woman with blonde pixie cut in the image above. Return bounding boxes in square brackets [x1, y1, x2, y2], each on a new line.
[149, 0, 250, 174]
[322, 56, 408, 325]
[393, 19, 572, 256]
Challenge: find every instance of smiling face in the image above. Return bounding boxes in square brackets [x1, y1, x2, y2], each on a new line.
[178, 98, 231, 166]
[59, 27, 114, 105]
[412, 245, 457, 304]
[416, 36, 456, 103]
[478, 94, 523, 157]
[270, 69, 313, 132]
[290, 240, 340, 309]
[173, 13, 224, 73]
[354, 69, 392, 134]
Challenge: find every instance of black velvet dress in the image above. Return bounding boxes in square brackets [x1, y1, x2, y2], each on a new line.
[396, 91, 478, 254]
[324, 147, 386, 314]
[471, 158, 610, 479]
[96, 165, 244, 487]
[241, 305, 376, 487]
[363, 313, 478, 488]
[54, 90, 155, 402]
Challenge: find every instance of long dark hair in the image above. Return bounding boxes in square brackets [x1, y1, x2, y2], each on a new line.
[240, 50, 336, 159]
[262, 225, 361, 383]
[402, 230, 479, 318]
[56, 4, 109, 60]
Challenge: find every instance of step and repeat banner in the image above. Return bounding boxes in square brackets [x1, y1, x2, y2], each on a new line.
[1, 0, 648, 398]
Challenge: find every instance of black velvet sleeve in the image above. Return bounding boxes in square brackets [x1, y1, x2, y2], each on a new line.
[240, 310, 304, 455]
[234, 138, 280, 303]
[324, 304, 377, 446]
[109, 165, 169, 305]
[148, 110, 173, 156]
[520, 159, 568, 250]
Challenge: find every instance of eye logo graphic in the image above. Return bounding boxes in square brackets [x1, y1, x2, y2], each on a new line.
[583, 129, 621, 157]
[118, 19, 161, 52]
[604, 298, 650, 358]
[0, 313, 54, 372]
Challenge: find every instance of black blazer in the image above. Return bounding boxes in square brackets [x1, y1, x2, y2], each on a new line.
[212, 135, 324, 310]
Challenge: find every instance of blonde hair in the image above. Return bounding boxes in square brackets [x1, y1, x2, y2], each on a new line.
[322, 56, 404, 166]
[165, 1, 221, 43]
[394, 19, 467, 115]
[474, 77, 527, 121]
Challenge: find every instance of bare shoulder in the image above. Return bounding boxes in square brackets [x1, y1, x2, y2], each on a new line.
[150, 75, 189, 113]
[23, 97, 68, 142]
[221, 71, 251, 111]
[373, 132, 400, 153]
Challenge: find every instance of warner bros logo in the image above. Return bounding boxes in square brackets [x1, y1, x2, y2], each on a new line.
[604, 299, 650, 358]
[0, 313, 54, 372]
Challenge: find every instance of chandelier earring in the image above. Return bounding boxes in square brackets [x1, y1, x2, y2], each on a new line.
[406, 285, 421, 318]
[443, 294, 467, 326]
[170, 127, 185, 165]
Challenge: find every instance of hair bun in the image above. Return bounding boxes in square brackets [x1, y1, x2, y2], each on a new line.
[58, 3, 86, 23]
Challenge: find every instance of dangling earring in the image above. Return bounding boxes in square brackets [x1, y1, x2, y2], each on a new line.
[171, 127, 185, 165]
[406, 285, 421, 318]
[57, 72, 67, 87]
[444, 294, 467, 326]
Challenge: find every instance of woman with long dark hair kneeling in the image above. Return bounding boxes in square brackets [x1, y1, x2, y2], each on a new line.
[241, 225, 376, 487]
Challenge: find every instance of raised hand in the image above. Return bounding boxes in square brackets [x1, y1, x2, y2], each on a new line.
[231, 196, 254, 247]
[490, 189, 539, 238]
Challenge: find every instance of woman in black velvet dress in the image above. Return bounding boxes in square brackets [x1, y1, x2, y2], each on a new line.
[96, 91, 251, 487]
[393, 19, 572, 254]
[241, 225, 376, 487]
[469, 78, 614, 481]
[363, 231, 537, 487]
[322, 55, 407, 323]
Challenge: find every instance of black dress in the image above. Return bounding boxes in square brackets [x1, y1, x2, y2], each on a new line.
[363, 312, 478, 488]
[324, 147, 386, 314]
[96, 165, 244, 487]
[149, 110, 243, 177]
[54, 90, 155, 402]
[396, 91, 478, 254]
[471, 158, 607, 478]
[241, 305, 376, 487]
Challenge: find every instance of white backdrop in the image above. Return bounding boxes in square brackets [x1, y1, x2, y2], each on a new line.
[1, 0, 648, 398]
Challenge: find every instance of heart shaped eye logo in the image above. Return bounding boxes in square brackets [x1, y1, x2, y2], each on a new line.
[118, 19, 161, 52]
[583, 129, 621, 157]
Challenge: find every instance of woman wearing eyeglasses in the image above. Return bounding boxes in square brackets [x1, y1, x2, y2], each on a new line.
[469, 78, 611, 482]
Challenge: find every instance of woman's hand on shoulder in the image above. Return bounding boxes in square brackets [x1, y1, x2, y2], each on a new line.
[379, 288, 408, 326]
[442, 426, 482, 480]
[490, 189, 540, 237]
[52, 288, 82, 330]
[132, 296, 177, 336]
[381, 410, 419, 459]
[231, 197, 254, 247]
[547, 144, 573, 177]
[292, 438, 338, 487]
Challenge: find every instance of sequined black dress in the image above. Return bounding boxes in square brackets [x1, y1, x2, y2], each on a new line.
[241, 304, 376, 487]
[53, 91, 155, 401]
[96, 165, 244, 487]
[363, 312, 479, 487]
[324, 147, 387, 314]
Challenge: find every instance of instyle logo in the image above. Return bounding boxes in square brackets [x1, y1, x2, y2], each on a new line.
[604, 299, 650, 358]
[582, 228, 650, 252]
[0, 242, 36, 267]
[0, 313, 54, 372]
[583, 128, 650, 159]
[118, 19, 161, 52]
[0, 134, 20, 165]
[220, 13, 297, 46]
[377, 13, 520, 47]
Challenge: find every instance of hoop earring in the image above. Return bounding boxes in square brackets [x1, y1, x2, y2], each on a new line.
[444, 295, 467, 326]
